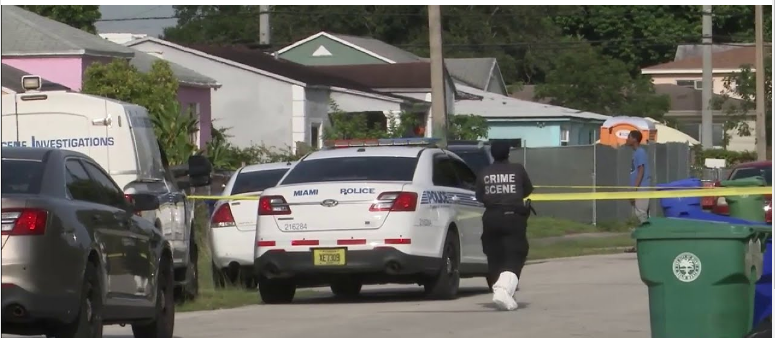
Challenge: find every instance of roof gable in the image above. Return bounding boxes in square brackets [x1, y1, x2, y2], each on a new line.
[276, 31, 422, 64]
[2, 6, 134, 58]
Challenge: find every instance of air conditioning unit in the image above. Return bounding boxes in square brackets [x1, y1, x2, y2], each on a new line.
[560, 128, 570, 146]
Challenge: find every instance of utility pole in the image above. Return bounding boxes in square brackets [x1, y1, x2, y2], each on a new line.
[428, 5, 447, 148]
[754, 5, 767, 160]
[701, 5, 714, 149]
[259, 5, 271, 46]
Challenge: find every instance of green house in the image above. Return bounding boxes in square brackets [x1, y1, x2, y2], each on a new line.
[275, 31, 508, 96]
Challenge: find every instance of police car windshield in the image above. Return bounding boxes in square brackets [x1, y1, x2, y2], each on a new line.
[448, 149, 490, 174]
[231, 168, 289, 195]
[281, 157, 418, 185]
[2, 159, 44, 194]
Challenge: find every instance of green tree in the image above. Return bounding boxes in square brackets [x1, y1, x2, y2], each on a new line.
[19, 5, 101, 33]
[534, 43, 670, 118]
[714, 56, 772, 147]
[448, 115, 489, 140]
[82, 59, 199, 165]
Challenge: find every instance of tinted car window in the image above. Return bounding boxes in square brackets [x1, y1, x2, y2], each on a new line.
[232, 169, 289, 194]
[731, 167, 773, 185]
[2, 159, 44, 194]
[450, 159, 477, 190]
[433, 157, 460, 188]
[282, 157, 418, 185]
[448, 148, 491, 174]
[80, 161, 127, 208]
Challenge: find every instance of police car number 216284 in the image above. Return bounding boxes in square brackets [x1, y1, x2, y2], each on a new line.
[283, 223, 308, 231]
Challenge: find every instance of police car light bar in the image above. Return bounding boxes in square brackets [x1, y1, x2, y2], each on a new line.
[323, 138, 441, 149]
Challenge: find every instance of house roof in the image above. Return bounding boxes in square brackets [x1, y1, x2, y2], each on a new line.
[654, 84, 741, 111]
[455, 83, 608, 121]
[279, 32, 506, 92]
[642, 46, 767, 73]
[673, 44, 752, 62]
[1, 63, 70, 92]
[129, 51, 220, 88]
[509, 85, 551, 104]
[310, 62, 435, 89]
[1, 6, 135, 58]
[443, 58, 500, 91]
[329, 33, 423, 63]
[184, 44, 391, 93]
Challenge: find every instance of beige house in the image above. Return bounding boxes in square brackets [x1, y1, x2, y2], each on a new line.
[642, 45, 767, 152]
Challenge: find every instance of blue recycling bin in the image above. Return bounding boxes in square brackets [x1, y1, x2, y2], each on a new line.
[754, 239, 772, 325]
[656, 178, 702, 217]
[675, 210, 772, 326]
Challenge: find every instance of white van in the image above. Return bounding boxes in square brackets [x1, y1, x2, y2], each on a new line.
[1, 77, 211, 302]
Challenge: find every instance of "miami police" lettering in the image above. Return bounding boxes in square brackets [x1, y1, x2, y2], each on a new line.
[293, 189, 318, 197]
[340, 187, 375, 195]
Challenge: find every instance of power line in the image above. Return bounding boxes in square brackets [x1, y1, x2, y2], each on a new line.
[96, 9, 764, 22]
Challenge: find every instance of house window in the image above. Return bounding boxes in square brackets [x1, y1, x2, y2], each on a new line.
[677, 122, 724, 147]
[310, 124, 320, 149]
[560, 127, 570, 146]
[187, 103, 200, 147]
[676, 80, 703, 90]
[588, 129, 596, 144]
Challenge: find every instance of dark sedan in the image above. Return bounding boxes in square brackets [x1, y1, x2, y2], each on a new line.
[2, 148, 175, 338]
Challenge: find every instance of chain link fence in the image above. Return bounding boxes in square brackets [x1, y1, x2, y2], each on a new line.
[510, 142, 692, 224]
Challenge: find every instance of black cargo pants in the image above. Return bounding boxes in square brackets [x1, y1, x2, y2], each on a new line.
[481, 208, 529, 284]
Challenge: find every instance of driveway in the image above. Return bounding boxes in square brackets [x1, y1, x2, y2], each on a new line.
[3, 253, 651, 338]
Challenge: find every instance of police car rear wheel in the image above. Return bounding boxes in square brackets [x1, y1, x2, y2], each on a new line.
[424, 231, 460, 300]
[258, 277, 296, 304]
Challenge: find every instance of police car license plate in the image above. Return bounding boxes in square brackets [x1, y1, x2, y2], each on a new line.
[313, 248, 346, 266]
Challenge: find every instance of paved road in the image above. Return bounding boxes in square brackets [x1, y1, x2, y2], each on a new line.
[4, 253, 651, 338]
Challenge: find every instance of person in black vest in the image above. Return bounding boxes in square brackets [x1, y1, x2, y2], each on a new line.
[475, 140, 534, 311]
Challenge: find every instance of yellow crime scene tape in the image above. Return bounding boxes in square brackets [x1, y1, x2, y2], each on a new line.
[533, 185, 716, 189]
[186, 187, 773, 202]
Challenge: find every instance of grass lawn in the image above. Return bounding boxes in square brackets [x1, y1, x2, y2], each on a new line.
[528, 234, 635, 261]
[177, 208, 635, 312]
[527, 216, 634, 238]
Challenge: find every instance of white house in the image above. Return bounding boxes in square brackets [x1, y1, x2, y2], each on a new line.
[125, 37, 412, 152]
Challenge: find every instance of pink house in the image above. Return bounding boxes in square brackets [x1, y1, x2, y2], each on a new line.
[1, 6, 220, 148]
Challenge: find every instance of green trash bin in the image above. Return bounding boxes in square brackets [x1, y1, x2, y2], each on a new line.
[720, 176, 766, 222]
[632, 217, 771, 338]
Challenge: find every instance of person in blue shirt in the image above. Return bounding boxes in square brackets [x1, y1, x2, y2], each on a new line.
[627, 130, 651, 224]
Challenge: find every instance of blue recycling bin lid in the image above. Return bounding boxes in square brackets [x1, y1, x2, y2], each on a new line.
[656, 178, 703, 217]
[655, 177, 702, 189]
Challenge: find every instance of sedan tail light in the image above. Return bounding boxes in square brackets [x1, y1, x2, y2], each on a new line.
[258, 196, 291, 215]
[1, 209, 48, 236]
[210, 204, 236, 228]
[370, 192, 417, 212]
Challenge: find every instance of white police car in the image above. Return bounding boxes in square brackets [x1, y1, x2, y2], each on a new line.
[210, 161, 295, 289]
[253, 138, 488, 304]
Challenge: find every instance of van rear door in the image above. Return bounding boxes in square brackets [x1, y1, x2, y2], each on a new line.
[1, 93, 19, 146]
[10, 92, 110, 165]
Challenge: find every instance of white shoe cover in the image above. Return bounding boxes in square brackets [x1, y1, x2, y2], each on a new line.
[492, 271, 519, 311]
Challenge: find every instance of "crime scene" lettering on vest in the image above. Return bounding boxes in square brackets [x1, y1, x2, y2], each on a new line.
[484, 173, 516, 194]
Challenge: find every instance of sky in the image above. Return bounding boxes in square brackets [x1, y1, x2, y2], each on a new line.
[96, 5, 177, 37]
